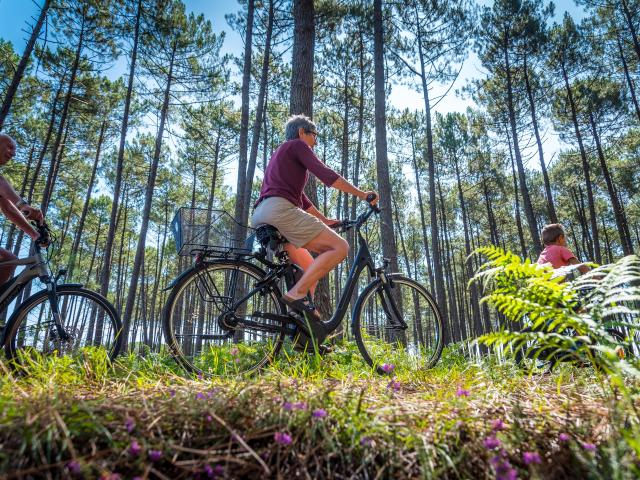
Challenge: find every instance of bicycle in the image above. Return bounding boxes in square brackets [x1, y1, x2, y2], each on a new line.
[1, 223, 123, 368]
[162, 198, 444, 377]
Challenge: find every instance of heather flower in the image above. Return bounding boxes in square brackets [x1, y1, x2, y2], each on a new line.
[456, 387, 470, 397]
[283, 401, 294, 411]
[380, 363, 395, 374]
[523, 451, 541, 465]
[203, 464, 224, 479]
[483, 436, 501, 450]
[492, 419, 506, 431]
[360, 436, 373, 446]
[312, 408, 327, 418]
[66, 460, 81, 476]
[128, 440, 142, 457]
[124, 417, 135, 433]
[491, 456, 518, 480]
[196, 392, 206, 400]
[274, 432, 292, 445]
[149, 450, 162, 462]
[582, 442, 596, 452]
[558, 433, 570, 442]
[387, 380, 401, 392]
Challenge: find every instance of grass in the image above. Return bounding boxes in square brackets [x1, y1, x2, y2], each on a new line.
[1, 342, 638, 479]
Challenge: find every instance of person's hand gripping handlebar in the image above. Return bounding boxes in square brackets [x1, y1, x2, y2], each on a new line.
[365, 192, 380, 212]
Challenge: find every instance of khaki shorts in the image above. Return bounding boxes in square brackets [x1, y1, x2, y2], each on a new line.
[251, 196, 327, 248]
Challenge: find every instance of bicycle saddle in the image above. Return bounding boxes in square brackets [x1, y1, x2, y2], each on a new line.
[255, 225, 286, 251]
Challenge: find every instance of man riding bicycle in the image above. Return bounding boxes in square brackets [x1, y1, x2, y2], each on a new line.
[250, 115, 378, 331]
[0, 133, 46, 286]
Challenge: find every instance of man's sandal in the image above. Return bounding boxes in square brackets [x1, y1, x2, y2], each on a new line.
[281, 294, 322, 322]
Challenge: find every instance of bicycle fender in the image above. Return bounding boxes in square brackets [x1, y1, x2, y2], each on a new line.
[162, 268, 195, 291]
[57, 283, 84, 288]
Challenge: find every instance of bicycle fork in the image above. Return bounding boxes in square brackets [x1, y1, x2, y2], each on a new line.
[44, 280, 71, 342]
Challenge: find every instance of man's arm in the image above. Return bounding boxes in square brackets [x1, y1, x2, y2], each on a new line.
[305, 203, 339, 226]
[0, 176, 40, 240]
[0, 176, 43, 223]
[331, 177, 378, 205]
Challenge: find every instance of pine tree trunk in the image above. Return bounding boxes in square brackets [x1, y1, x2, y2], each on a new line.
[412, 3, 449, 341]
[506, 124, 527, 259]
[41, 8, 86, 214]
[241, 0, 274, 224]
[68, 119, 106, 280]
[617, 32, 640, 124]
[561, 62, 601, 263]
[620, 0, 640, 63]
[233, 0, 255, 246]
[99, 0, 142, 304]
[504, 35, 540, 254]
[0, 0, 51, 129]
[588, 111, 633, 254]
[523, 54, 557, 223]
[121, 40, 178, 350]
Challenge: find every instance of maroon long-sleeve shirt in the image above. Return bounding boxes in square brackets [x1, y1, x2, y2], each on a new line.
[254, 139, 340, 210]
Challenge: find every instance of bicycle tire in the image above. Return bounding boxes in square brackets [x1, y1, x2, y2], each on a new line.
[162, 259, 286, 377]
[352, 274, 444, 374]
[4, 285, 123, 366]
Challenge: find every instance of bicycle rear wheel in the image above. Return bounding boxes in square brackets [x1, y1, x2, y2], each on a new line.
[353, 274, 443, 374]
[162, 260, 286, 376]
[4, 285, 122, 366]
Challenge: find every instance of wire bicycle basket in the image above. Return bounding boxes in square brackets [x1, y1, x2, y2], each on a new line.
[171, 207, 254, 257]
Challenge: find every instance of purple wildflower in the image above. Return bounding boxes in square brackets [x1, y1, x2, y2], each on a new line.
[387, 380, 401, 392]
[456, 387, 470, 397]
[149, 449, 162, 462]
[169, 389, 176, 397]
[523, 451, 541, 465]
[274, 432, 292, 445]
[203, 464, 224, 479]
[197, 373, 204, 380]
[312, 408, 328, 418]
[205, 414, 213, 423]
[66, 460, 81, 476]
[124, 417, 135, 433]
[492, 419, 506, 431]
[128, 440, 142, 457]
[558, 433, 570, 442]
[196, 392, 206, 400]
[294, 401, 307, 410]
[491, 456, 518, 480]
[230, 347, 239, 356]
[360, 436, 373, 446]
[483, 436, 501, 450]
[582, 442, 597, 452]
[380, 363, 395, 374]
[283, 401, 294, 411]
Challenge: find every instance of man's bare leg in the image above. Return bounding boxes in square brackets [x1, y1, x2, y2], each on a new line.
[0, 248, 17, 285]
[284, 244, 316, 297]
[284, 228, 348, 301]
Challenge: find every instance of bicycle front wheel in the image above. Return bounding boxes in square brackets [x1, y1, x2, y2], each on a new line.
[4, 285, 123, 366]
[162, 260, 286, 377]
[353, 274, 443, 374]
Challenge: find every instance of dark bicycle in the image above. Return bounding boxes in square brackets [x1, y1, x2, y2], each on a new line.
[1, 223, 123, 367]
[162, 199, 444, 377]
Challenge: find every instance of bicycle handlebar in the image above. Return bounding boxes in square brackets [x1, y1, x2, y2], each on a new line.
[332, 196, 380, 234]
[32, 221, 52, 249]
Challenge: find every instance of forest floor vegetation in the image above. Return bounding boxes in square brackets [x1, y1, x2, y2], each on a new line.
[0, 343, 637, 479]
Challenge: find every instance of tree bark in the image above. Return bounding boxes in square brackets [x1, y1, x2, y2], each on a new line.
[99, 0, 142, 304]
[523, 54, 557, 223]
[121, 39, 177, 349]
[233, 0, 255, 246]
[561, 61, 601, 263]
[504, 34, 540, 254]
[617, 32, 640, 124]
[0, 0, 51, 129]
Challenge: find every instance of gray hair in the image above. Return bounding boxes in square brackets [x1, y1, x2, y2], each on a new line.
[284, 114, 317, 141]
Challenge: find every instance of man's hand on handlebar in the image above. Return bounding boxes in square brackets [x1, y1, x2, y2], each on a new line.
[22, 205, 45, 225]
[361, 191, 379, 206]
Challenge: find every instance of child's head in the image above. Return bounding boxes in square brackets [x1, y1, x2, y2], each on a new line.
[541, 223, 566, 246]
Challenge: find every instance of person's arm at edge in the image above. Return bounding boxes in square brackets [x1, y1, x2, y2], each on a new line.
[0, 196, 39, 240]
[568, 257, 590, 274]
[0, 176, 44, 224]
